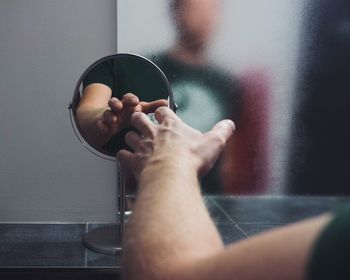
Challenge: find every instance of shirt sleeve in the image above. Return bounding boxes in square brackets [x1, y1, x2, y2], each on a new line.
[307, 204, 350, 280]
[83, 59, 114, 90]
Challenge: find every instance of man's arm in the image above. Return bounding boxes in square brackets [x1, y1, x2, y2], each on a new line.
[76, 85, 168, 148]
[77, 83, 120, 147]
[118, 107, 332, 280]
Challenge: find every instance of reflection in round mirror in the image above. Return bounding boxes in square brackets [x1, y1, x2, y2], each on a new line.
[70, 53, 176, 160]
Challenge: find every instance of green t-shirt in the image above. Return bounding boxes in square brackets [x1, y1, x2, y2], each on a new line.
[150, 53, 241, 193]
[308, 204, 350, 280]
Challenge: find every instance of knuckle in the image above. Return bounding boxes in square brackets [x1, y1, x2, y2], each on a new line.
[218, 137, 226, 149]
[158, 126, 172, 134]
[212, 134, 226, 148]
[131, 112, 143, 122]
[163, 118, 176, 127]
[140, 122, 152, 134]
[155, 106, 168, 117]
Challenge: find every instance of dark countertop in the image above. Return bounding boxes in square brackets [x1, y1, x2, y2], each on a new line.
[1, 196, 349, 278]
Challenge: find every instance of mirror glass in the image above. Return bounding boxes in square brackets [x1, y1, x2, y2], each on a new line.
[70, 53, 175, 158]
[118, 0, 350, 195]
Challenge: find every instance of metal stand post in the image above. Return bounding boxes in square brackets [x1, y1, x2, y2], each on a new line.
[82, 161, 125, 255]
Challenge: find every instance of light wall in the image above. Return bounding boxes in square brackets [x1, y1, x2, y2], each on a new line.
[0, 0, 118, 222]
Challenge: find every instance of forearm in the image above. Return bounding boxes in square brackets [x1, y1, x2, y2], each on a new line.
[123, 207, 331, 280]
[122, 157, 224, 280]
[183, 214, 332, 280]
[122, 155, 332, 280]
[76, 105, 111, 147]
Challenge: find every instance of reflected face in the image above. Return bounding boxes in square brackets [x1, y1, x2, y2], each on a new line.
[174, 0, 221, 50]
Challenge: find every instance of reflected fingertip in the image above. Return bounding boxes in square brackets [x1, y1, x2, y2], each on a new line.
[109, 99, 123, 112]
[135, 104, 142, 112]
[159, 99, 169, 106]
[124, 93, 139, 105]
[108, 97, 118, 106]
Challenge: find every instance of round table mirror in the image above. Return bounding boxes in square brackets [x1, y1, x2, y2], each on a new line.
[69, 53, 176, 254]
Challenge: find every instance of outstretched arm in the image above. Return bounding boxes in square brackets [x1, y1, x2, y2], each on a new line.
[118, 107, 332, 280]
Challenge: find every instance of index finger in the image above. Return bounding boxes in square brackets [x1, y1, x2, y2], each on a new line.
[140, 99, 168, 114]
[108, 97, 123, 114]
[122, 93, 139, 107]
[154, 106, 178, 124]
[131, 112, 156, 139]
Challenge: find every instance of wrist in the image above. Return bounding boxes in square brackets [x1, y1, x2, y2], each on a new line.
[139, 153, 199, 183]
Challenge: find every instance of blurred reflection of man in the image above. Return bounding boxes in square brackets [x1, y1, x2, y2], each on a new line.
[151, 0, 241, 193]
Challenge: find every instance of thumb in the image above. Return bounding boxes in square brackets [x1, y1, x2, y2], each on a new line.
[206, 119, 235, 143]
[197, 120, 235, 177]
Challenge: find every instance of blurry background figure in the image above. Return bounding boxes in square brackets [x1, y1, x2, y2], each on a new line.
[152, 0, 238, 133]
[287, 0, 350, 195]
[118, 0, 305, 195]
[151, 0, 269, 193]
[151, 0, 239, 193]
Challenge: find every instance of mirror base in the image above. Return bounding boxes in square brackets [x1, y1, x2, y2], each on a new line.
[83, 225, 122, 255]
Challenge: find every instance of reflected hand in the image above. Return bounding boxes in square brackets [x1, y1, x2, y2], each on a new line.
[117, 107, 235, 179]
[97, 93, 168, 137]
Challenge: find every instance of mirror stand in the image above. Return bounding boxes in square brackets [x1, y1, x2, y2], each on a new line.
[83, 161, 126, 255]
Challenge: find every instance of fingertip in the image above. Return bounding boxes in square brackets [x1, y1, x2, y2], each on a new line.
[123, 93, 139, 106]
[154, 106, 172, 122]
[209, 119, 236, 142]
[140, 99, 168, 114]
[109, 98, 123, 112]
[135, 104, 142, 112]
[109, 97, 119, 103]
[130, 111, 147, 128]
[218, 119, 235, 131]
[112, 115, 117, 123]
[158, 99, 169, 106]
[130, 111, 144, 123]
[155, 106, 168, 113]
[225, 119, 236, 134]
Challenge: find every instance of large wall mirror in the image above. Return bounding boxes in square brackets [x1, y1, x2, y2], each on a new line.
[118, 0, 350, 195]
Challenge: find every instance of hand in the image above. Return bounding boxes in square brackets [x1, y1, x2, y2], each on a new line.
[97, 93, 168, 137]
[117, 107, 235, 179]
